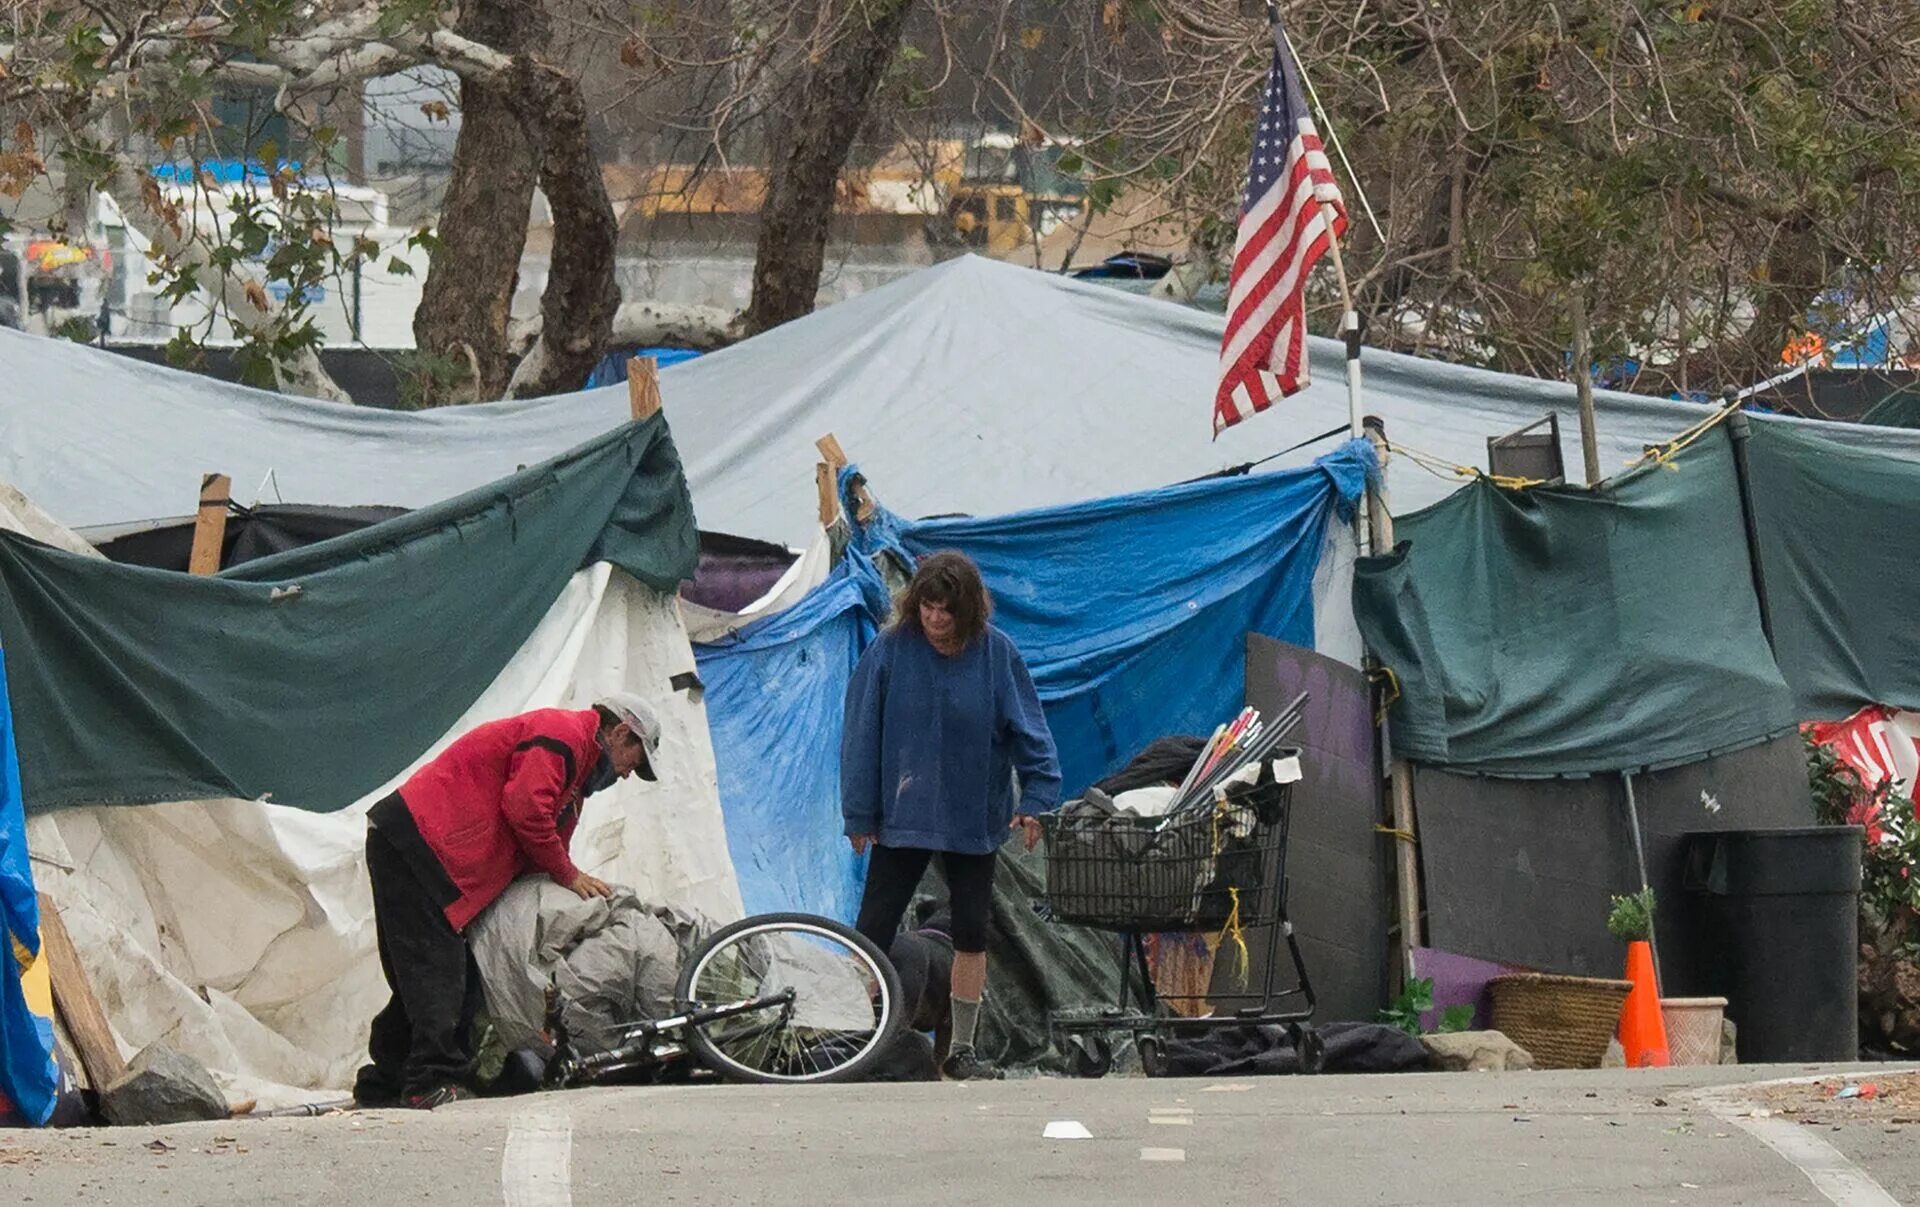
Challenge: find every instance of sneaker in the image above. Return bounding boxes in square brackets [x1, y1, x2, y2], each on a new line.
[404, 1084, 477, 1110]
[940, 1047, 1005, 1082]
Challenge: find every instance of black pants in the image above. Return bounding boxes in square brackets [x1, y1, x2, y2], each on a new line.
[355, 803, 482, 1102]
[855, 845, 997, 955]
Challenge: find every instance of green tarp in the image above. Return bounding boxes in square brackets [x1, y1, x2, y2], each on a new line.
[0, 418, 697, 813]
[1860, 389, 1920, 431]
[1749, 421, 1920, 720]
[1352, 431, 1795, 775]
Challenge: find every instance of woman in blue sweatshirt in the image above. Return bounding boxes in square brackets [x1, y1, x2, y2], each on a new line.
[842, 551, 1062, 1081]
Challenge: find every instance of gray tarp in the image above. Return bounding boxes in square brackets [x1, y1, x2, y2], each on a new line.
[9, 257, 1920, 546]
[468, 879, 713, 1056]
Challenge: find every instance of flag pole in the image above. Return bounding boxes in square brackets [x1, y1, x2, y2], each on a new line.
[1272, 9, 1372, 552]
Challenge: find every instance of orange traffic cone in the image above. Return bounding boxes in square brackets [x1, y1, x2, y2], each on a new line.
[1619, 939, 1671, 1068]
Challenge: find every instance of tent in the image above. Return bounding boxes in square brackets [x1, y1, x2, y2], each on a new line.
[10, 257, 1920, 552]
[3, 421, 744, 1106]
[697, 445, 1371, 923]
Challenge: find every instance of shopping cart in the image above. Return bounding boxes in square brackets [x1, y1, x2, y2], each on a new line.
[1036, 754, 1320, 1077]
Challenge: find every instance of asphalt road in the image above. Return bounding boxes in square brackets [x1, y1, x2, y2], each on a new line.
[3, 1064, 1915, 1206]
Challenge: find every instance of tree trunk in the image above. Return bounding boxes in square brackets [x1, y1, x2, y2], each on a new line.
[504, 61, 620, 399]
[742, 0, 914, 337]
[411, 0, 549, 404]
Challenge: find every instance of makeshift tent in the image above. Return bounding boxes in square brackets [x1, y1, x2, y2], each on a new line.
[697, 565, 887, 920]
[3, 426, 744, 1104]
[10, 258, 1920, 551]
[0, 420, 695, 813]
[696, 443, 1371, 923]
[1748, 421, 1920, 721]
[1352, 429, 1794, 775]
[0, 648, 57, 1125]
[849, 446, 1374, 793]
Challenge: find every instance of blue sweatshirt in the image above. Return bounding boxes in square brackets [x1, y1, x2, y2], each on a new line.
[841, 623, 1062, 854]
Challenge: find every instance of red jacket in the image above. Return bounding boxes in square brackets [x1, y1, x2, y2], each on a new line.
[396, 708, 604, 931]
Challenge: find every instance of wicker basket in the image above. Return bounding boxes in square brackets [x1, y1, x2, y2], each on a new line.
[1487, 973, 1634, 1070]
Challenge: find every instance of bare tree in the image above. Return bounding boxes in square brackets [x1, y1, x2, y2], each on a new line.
[0, 1, 621, 403]
[964, 0, 1920, 397]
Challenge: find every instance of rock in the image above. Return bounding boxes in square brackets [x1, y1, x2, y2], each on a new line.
[101, 1044, 231, 1126]
[1420, 1030, 1536, 1072]
[1719, 1018, 1738, 1066]
[1602, 1038, 1626, 1069]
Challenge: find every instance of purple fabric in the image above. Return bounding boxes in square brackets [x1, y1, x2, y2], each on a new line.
[682, 533, 797, 611]
[1413, 947, 1527, 1033]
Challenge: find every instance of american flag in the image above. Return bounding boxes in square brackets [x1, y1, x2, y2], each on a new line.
[1213, 22, 1347, 435]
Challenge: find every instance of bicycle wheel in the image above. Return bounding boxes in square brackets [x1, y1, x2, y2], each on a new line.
[677, 912, 905, 1085]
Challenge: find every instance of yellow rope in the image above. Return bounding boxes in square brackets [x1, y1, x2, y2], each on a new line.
[1216, 886, 1251, 988]
[1367, 665, 1401, 724]
[1208, 795, 1252, 988]
[1387, 439, 1551, 491]
[1625, 401, 1742, 475]
[1374, 825, 1417, 843]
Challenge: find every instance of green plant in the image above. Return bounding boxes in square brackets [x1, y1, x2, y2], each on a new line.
[1607, 886, 1656, 943]
[1378, 977, 1474, 1037]
[1805, 730, 1920, 928]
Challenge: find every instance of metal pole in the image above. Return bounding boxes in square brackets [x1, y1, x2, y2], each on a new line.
[1319, 208, 1371, 556]
[1621, 771, 1662, 993]
[1725, 411, 1776, 651]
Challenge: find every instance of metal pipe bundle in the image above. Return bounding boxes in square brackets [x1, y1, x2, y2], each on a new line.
[1161, 691, 1309, 822]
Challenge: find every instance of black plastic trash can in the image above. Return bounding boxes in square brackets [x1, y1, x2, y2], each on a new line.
[1682, 827, 1862, 1063]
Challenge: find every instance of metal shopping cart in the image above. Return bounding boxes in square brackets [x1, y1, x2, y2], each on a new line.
[1036, 755, 1320, 1077]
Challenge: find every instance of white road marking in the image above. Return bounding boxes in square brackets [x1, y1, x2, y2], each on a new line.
[1694, 1079, 1900, 1207]
[1148, 1116, 1194, 1126]
[1044, 1120, 1094, 1140]
[1140, 1147, 1187, 1162]
[503, 1106, 574, 1207]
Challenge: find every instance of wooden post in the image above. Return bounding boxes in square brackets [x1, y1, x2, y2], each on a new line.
[36, 893, 127, 1089]
[627, 356, 662, 420]
[1363, 419, 1423, 984]
[1571, 286, 1602, 487]
[816, 462, 838, 527]
[814, 433, 875, 523]
[188, 473, 231, 576]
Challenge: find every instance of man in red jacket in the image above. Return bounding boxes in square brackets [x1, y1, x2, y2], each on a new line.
[352, 692, 662, 1109]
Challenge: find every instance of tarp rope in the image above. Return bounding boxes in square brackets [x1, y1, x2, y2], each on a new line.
[1624, 401, 1743, 475]
[1386, 439, 1550, 491]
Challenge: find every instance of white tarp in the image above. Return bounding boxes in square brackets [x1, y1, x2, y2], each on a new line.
[10, 257, 1920, 545]
[25, 561, 744, 1105]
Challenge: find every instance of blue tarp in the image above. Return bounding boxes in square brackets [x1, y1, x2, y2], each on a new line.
[0, 647, 57, 1126]
[695, 441, 1374, 919]
[695, 566, 888, 920]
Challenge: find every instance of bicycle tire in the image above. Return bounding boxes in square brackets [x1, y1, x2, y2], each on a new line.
[676, 912, 906, 1085]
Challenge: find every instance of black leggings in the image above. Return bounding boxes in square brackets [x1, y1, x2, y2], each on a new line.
[855, 845, 997, 954]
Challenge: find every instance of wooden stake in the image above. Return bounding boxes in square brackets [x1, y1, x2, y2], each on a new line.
[816, 462, 837, 527]
[188, 473, 230, 576]
[1571, 286, 1602, 486]
[1389, 764, 1423, 983]
[36, 893, 127, 1089]
[1364, 419, 1423, 984]
[813, 433, 875, 523]
[627, 356, 662, 420]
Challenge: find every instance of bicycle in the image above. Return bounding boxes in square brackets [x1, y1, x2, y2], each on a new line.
[542, 911, 907, 1087]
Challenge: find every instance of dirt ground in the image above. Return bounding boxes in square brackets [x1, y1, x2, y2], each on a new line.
[1752, 1069, 1920, 1126]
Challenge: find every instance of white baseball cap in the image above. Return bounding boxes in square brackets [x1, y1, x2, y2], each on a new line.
[596, 691, 662, 781]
